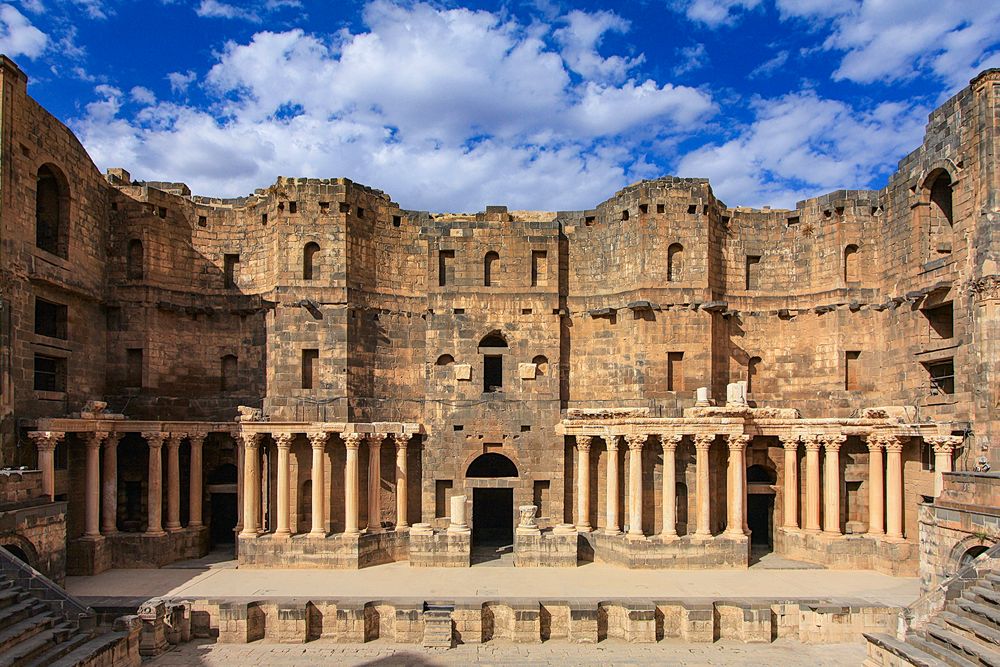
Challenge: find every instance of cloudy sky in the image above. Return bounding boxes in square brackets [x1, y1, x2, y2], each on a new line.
[2, 0, 999, 211]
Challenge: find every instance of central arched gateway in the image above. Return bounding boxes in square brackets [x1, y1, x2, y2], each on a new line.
[466, 453, 517, 555]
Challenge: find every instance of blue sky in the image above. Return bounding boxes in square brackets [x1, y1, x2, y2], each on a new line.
[2, 0, 999, 211]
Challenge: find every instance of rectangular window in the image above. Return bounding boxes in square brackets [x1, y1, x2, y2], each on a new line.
[923, 302, 954, 340]
[667, 351, 684, 392]
[925, 359, 955, 395]
[745, 255, 762, 290]
[33, 354, 65, 392]
[224, 254, 240, 288]
[34, 298, 67, 339]
[921, 441, 935, 471]
[484, 355, 503, 392]
[531, 250, 547, 287]
[301, 349, 319, 390]
[126, 348, 143, 388]
[845, 351, 861, 390]
[289, 201, 298, 214]
[533, 480, 550, 517]
[435, 480, 453, 518]
[438, 249, 455, 287]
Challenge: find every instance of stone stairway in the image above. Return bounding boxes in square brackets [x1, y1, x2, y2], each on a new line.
[866, 571, 1000, 666]
[422, 604, 454, 648]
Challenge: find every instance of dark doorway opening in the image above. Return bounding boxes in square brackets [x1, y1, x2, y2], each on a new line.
[747, 494, 773, 548]
[472, 488, 513, 564]
[210, 494, 238, 546]
[2, 545, 29, 565]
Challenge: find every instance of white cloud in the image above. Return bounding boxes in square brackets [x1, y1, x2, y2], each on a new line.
[72, 0, 108, 19]
[130, 85, 155, 104]
[676, 91, 927, 208]
[673, 43, 707, 76]
[749, 49, 789, 78]
[166, 70, 196, 94]
[553, 10, 639, 83]
[0, 3, 46, 58]
[680, 0, 762, 27]
[18, 0, 43, 13]
[196, 0, 259, 22]
[72, 2, 715, 212]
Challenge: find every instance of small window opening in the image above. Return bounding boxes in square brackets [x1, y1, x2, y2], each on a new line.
[224, 253, 240, 288]
[261, 213, 268, 225]
[484, 355, 503, 392]
[639, 203, 648, 214]
[531, 250, 547, 287]
[319, 202, 330, 213]
[278, 202, 285, 212]
[687, 204, 697, 215]
[436, 354, 455, 366]
[656, 204, 665, 214]
[158, 206, 167, 219]
[453, 425, 464, 431]
[667, 351, 684, 392]
[221, 354, 238, 392]
[925, 359, 955, 395]
[438, 250, 455, 287]
[392, 215, 402, 227]
[844, 245, 860, 282]
[303, 242, 320, 280]
[34, 298, 67, 339]
[301, 349, 319, 390]
[667, 243, 683, 282]
[787, 215, 800, 225]
[824, 209, 832, 219]
[33, 354, 66, 392]
[845, 351, 861, 390]
[835, 206, 844, 217]
[289, 201, 297, 214]
[357, 207, 365, 218]
[584, 216, 595, 226]
[126, 348, 143, 388]
[126, 239, 144, 280]
[198, 215, 207, 227]
[521, 425, 531, 432]
[339, 202, 351, 213]
[484, 251, 499, 287]
[745, 255, 761, 290]
[532, 355, 549, 375]
[621, 209, 629, 221]
[111, 201, 118, 211]
[924, 302, 954, 340]
[521, 308, 532, 315]
[454, 308, 465, 314]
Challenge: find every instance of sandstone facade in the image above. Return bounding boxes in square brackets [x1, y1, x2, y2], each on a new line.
[1, 54, 998, 574]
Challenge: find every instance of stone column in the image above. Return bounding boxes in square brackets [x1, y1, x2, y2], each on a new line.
[235, 432, 244, 536]
[102, 433, 121, 535]
[187, 432, 205, 528]
[866, 435, 885, 537]
[693, 434, 714, 537]
[605, 436, 621, 535]
[625, 434, 646, 538]
[780, 435, 800, 529]
[367, 434, 384, 531]
[803, 435, 822, 532]
[661, 435, 682, 538]
[885, 436, 906, 540]
[273, 433, 293, 537]
[142, 432, 166, 537]
[343, 433, 362, 535]
[448, 495, 470, 533]
[394, 434, 411, 529]
[575, 435, 593, 531]
[83, 432, 106, 539]
[928, 436, 962, 497]
[164, 434, 182, 532]
[822, 435, 845, 535]
[308, 432, 328, 536]
[726, 435, 749, 537]
[28, 432, 62, 501]
[239, 432, 261, 538]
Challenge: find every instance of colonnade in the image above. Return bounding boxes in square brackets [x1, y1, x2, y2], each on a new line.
[572, 431, 955, 540]
[238, 431, 412, 539]
[27, 430, 206, 539]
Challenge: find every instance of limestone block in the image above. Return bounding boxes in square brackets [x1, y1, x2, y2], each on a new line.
[518, 363, 537, 380]
[569, 604, 598, 643]
[454, 364, 471, 381]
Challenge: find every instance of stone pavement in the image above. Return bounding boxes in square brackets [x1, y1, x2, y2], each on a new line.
[148, 637, 867, 666]
[66, 555, 920, 608]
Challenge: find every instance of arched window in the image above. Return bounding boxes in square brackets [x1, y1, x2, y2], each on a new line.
[532, 355, 548, 375]
[466, 452, 518, 478]
[303, 242, 320, 280]
[126, 239, 144, 280]
[220, 354, 238, 391]
[479, 332, 508, 392]
[35, 164, 69, 258]
[844, 244, 859, 283]
[960, 545, 988, 568]
[484, 251, 499, 287]
[667, 243, 683, 282]
[747, 356, 761, 394]
[927, 171, 954, 256]
[435, 354, 455, 366]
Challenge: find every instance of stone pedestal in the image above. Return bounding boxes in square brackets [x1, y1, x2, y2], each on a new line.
[514, 528, 578, 567]
[409, 526, 471, 567]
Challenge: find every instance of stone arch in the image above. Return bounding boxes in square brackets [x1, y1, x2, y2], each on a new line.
[35, 163, 69, 258]
[466, 452, 518, 478]
[532, 355, 549, 375]
[303, 241, 320, 280]
[919, 166, 958, 259]
[844, 244, 859, 282]
[484, 251, 499, 287]
[126, 238, 144, 280]
[667, 243, 683, 282]
[0, 534, 39, 568]
[948, 534, 994, 573]
[435, 354, 455, 366]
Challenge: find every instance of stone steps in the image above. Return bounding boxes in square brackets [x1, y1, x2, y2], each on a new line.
[956, 599, 1000, 632]
[865, 632, 949, 667]
[422, 610, 453, 648]
[0, 614, 56, 656]
[925, 624, 1000, 667]
[0, 599, 50, 634]
[0, 621, 78, 667]
[939, 611, 1000, 646]
[45, 630, 134, 667]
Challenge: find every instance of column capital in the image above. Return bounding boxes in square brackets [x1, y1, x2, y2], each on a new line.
[83, 431, 109, 449]
[624, 434, 646, 451]
[309, 431, 329, 449]
[802, 434, 822, 451]
[576, 435, 593, 451]
[394, 432, 412, 449]
[780, 434, 800, 450]
[865, 434, 885, 452]
[821, 434, 846, 452]
[927, 435, 962, 454]
[163, 433, 181, 450]
[726, 434, 750, 451]
[661, 434, 683, 452]
[273, 432, 294, 450]
[142, 431, 167, 449]
[28, 431, 64, 451]
[368, 432, 387, 445]
[693, 434, 715, 450]
[343, 432, 364, 449]
[103, 432, 125, 449]
[883, 435, 906, 453]
[187, 431, 208, 446]
[238, 431, 262, 451]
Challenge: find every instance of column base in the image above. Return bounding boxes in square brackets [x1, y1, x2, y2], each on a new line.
[604, 528, 621, 536]
[188, 522, 203, 529]
[145, 530, 167, 538]
[883, 534, 906, 543]
[80, 533, 104, 542]
[274, 531, 291, 539]
[659, 532, 678, 541]
[724, 530, 744, 538]
[691, 532, 713, 541]
[395, 524, 410, 532]
[626, 532, 646, 542]
[165, 525, 183, 533]
[238, 530, 258, 539]
[575, 524, 592, 533]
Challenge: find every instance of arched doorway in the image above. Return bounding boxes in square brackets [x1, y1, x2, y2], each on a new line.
[466, 453, 517, 561]
[2, 544, 30, 566]
[746, 464, 776, 552]
[207, 463, 238, 547]
[960, 545, 989, 569]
